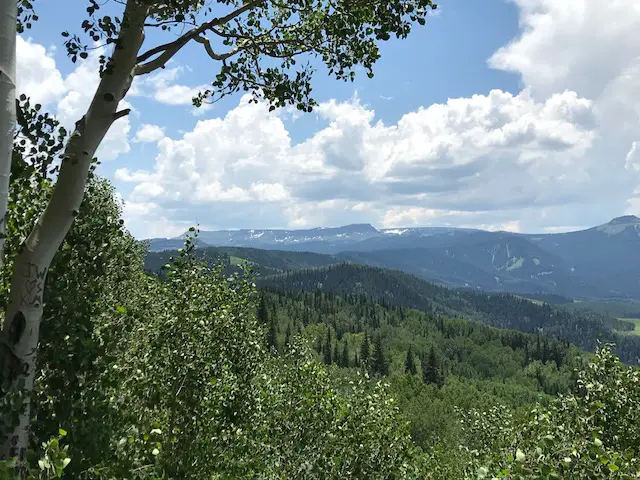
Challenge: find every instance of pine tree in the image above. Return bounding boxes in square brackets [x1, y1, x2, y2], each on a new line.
[266, 317, 278, 351]
[360, 332, 370, 365]
[257, 293, 269, 325]
[284, 323, 291, 346]
[405, 344, 417, 375]
[333, 341, 339, 366]
[324, 328, 332, 365]
[423, 345, 443, 387]
[542, 337, 549, 363]
[372, 334, 389, 376]
[341, 340, 350, 367]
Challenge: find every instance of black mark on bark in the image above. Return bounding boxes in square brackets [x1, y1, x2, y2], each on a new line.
[21, 263, 46, 308]
[7, 312, 25, 346]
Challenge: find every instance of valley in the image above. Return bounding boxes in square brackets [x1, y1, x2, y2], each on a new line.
[144, 244, 640, 365]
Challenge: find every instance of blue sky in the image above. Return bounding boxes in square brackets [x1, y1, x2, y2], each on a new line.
[16, 0, 640, 238]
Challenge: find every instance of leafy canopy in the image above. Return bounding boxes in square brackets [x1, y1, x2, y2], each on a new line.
[39, 0, 438, 110]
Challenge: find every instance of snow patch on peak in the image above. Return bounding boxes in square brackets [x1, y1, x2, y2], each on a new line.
[383, 229, 409, 236]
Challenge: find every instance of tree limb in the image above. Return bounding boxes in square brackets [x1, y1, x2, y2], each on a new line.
[193, 35, 244, 61]
[135, 0, 264, 75]
[113, 108, 131, 120]
[144, 19, 196, 27]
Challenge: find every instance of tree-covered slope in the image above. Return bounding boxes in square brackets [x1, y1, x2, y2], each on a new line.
[257, 288, 583, 449]
[144, 245, 343, 276]
[258, 263, 640, 364]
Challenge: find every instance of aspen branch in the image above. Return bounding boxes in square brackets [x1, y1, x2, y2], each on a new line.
[193, 35, 244, 61]
[135, 0, 264, 75]
[134, 38, 191, 75]
[144, 19, 196, 27]
[113, 108, 131, 120]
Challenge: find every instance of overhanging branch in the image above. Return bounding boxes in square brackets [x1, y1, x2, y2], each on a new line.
[135, 0, 264, 76]
[193, 35, 244, 61]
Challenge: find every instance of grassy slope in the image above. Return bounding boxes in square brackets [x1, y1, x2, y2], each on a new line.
[617, 318, 640, 335]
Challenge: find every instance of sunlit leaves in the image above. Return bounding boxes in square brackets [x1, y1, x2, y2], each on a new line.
[195, 0, 438, 110]
[439, 346, 640, 479]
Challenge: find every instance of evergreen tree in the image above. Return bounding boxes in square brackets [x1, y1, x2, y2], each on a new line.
[423, 345, 443, 387]
[372, 334, 389, 376]
[405, 344, 417, 375]
[324, 328, 332, 365]
[333, 341, 340, 366]
[284, 323, 292, 346]
[360, 332, 370, 365]
[266, 317, 278, 351]
[340, 340, 350, 367]
[257, 293, 269, 325]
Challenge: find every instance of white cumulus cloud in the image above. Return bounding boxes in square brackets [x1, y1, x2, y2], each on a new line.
[16, 0, 640, 237]
[16, 37, 132, 161]
[16, 37, 66, 106]
[134, 124, 165, 143]
[117, 87, 602, 235]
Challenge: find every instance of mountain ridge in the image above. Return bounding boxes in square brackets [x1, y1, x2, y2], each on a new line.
[147, 216, 640, 245]
[143, 216, 640, 300]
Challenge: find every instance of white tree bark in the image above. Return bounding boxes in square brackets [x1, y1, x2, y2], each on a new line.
[0, 0, 17, 269]
[0, 0, 149, 469]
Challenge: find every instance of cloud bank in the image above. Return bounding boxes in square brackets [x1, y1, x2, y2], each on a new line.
[16, 0, 640, 238]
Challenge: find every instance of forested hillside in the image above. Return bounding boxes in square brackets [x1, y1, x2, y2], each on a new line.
[257, 289, 582, 448]
[144, 245, 342, 277]
[259, 264, 640, 364]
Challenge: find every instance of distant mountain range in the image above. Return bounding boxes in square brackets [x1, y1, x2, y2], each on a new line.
[143, 215, 640, 300]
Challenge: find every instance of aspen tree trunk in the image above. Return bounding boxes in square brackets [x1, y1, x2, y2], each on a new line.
[0, 1, 16, 268]
[0, 0, 148, 468]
